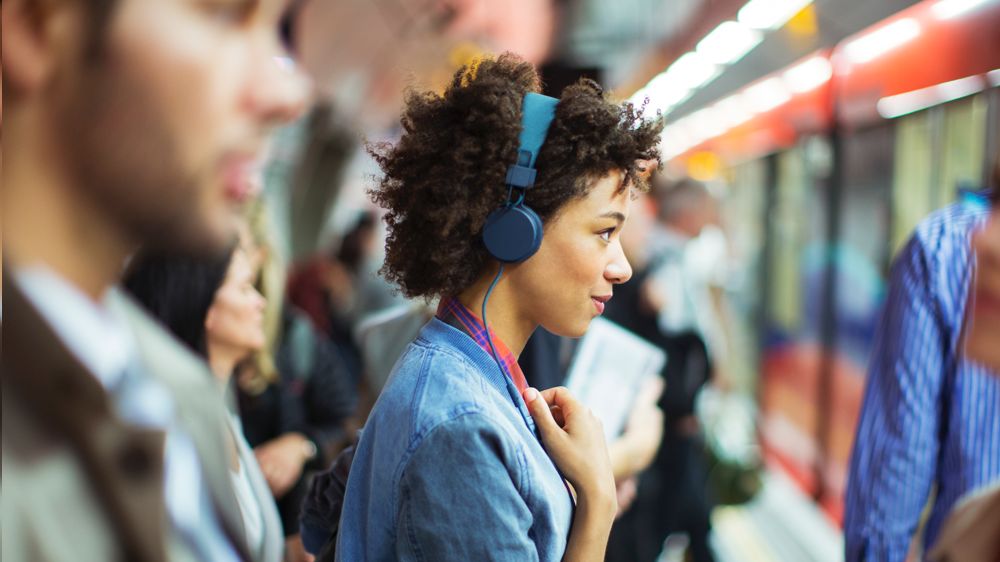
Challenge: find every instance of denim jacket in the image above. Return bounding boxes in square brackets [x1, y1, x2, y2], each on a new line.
[335, 318, 574, 561]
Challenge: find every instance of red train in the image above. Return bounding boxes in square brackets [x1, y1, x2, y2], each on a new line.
[659, 0, 1000, 523]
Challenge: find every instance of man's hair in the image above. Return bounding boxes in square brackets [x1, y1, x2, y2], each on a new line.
[368, 53, 664, 300]
[654, 177, 711, 223]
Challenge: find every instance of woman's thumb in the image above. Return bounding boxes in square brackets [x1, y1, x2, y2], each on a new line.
[523, 387, 560, 439]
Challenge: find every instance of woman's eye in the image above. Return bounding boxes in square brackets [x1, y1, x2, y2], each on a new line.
[599, 228, 615, 243]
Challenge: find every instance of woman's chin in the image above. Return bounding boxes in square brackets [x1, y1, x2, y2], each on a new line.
[542, 317, 594, 339]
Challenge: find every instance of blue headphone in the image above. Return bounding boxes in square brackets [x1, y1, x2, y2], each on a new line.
[478, 92, 559, 400]
[482, 93, 560, 264]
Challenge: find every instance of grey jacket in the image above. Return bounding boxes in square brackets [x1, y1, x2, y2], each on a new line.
[2, 278, 252, 562]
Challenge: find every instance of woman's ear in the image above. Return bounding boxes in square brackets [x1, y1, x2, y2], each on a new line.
[205, 305, 217, 333]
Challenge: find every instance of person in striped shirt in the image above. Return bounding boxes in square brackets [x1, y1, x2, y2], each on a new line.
[928, 184, 1000, 562]
[844, 165, 1000, 562]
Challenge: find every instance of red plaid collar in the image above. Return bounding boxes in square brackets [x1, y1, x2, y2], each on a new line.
[436, 297, 528, 394]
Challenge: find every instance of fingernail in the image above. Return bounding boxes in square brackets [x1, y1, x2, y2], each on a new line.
[523, 387, 538, 403]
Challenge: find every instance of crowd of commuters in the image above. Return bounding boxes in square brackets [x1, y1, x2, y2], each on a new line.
[2, 0, 1000, 559]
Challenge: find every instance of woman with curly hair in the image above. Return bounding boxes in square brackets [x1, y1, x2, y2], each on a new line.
[335, 53, 663, 561]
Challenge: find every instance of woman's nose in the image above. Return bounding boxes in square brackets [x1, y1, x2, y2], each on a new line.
[605, 243, 633, 284]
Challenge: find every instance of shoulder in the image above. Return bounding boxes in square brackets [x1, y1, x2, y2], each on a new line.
[400, 411, 528, 494]
[106, 288, 218, 394]
[373, 336, 496, 438]
[893, 202, 987, 292]
[909, 201, 988, 265]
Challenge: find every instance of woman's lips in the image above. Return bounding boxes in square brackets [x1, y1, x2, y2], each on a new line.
[592, 295, 611, 314]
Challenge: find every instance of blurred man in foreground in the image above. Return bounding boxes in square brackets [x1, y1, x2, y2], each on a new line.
[928, 186, 1000, 562]
[844, 160, 1000, 562]
[1, 0, 308, 559]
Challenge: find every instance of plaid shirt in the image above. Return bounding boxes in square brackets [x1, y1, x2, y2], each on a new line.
[436, 297, 529, 394]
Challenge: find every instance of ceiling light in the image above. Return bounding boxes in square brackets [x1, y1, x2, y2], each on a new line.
[678, 116, 713, 145]
[876, 75, 987, 118]
[843, 18, 920, 64]
[696, 21, 764, 65]
[783, 56, 832, 93]
[989, 69, 1000, 87]
[660, 127, 693, 159]
[931, 0, 991, 19]
[743, 77, 792, 112]
[688, 107, 729, 139]
[738, 0, 814, 30]
[665, 52, 720, 90]
[644, 73, 693, 113]
[714, 95, 756, 127]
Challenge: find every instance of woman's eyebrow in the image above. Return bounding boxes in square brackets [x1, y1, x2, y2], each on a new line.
[599, 211, 626, 224]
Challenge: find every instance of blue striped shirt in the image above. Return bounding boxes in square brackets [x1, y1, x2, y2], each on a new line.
[844, 199, 1000, 562]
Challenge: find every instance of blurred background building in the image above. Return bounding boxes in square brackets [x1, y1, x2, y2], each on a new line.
[258, 0, 1000, 560]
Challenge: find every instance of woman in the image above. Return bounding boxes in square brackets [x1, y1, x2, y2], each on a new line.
[124, 246, 284, 562]
[929, 186, 1000, 562]
[235, 200, 359, 562]
[335, 54, 662, 561]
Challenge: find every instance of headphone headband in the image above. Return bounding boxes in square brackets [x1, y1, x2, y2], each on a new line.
[505, 93, 559, 188]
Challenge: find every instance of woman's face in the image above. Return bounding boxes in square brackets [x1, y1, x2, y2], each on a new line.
[206, 248, 267, 358]
[967, 206, 1000, 370]
[510, 170, 633, 338]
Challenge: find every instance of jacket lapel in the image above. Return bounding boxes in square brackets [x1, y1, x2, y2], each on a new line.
[2, 278, 169, 562]
[106, 290, 253, 562]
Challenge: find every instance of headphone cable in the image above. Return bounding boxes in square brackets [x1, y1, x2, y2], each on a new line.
[482, 262, 506, 375]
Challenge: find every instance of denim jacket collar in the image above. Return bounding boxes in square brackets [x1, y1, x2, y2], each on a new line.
[421, 318, 538, 435]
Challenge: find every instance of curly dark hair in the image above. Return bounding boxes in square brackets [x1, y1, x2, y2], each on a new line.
[369, 53, 664, 299]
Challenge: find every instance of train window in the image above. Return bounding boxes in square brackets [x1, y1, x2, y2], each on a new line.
[769, 149, 812, 334]
[891, 93, 990, 254]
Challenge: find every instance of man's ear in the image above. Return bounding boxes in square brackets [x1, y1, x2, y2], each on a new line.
[2, 0, 87, 97]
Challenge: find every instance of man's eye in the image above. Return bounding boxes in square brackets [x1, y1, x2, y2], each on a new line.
[205, 0, 256, 25]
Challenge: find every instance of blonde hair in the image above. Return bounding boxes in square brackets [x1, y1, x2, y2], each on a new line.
[238, 198, 286, 395]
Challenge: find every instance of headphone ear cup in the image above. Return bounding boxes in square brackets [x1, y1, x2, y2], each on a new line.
[483, 205, 544, 263]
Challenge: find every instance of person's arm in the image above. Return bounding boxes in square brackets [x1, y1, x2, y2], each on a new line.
[843, 235, 947, 562]
[295, 322, 360, 449]
[607, 377, 665, 482]
[524, 387, 618, 562]
[394, 414, 547, 561]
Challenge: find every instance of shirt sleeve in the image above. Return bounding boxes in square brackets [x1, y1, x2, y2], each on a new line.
[396, 413, 539, 562]
[843, 234, 948, 562]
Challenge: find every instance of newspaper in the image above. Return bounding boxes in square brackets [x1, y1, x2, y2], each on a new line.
[564, 318, 667, 442]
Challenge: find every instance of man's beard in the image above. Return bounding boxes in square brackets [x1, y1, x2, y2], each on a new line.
[60, 61, 235, 259]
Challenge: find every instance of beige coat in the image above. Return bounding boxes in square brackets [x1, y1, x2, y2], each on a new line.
[1, 278, 252, 562]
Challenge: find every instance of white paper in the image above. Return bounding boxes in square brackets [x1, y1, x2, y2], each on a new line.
[564, 318, 667, 442]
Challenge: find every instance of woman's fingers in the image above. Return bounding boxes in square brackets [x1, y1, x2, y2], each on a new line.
[523, 387, 565, 445]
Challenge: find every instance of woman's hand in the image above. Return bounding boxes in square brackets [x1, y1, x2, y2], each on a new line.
[523, 386, 616, 562]
[254, 432, 310, 498]
[523, 386, 616, 506]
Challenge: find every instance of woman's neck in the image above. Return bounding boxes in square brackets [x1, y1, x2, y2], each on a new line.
[456, 263, 536, 358]
[206, 342, 246, 385]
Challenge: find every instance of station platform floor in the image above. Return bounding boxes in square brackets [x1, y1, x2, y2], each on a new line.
[707, 471, 844, 562]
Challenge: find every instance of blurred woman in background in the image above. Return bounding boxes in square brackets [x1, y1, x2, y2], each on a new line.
[125, 246, 284, 562]
[236, 199, 359, 562]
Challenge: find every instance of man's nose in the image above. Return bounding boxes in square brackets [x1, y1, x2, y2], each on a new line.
[247, 54, 312, 128]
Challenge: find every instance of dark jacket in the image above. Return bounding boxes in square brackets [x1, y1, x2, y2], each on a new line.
[238, 305, 358, 535]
